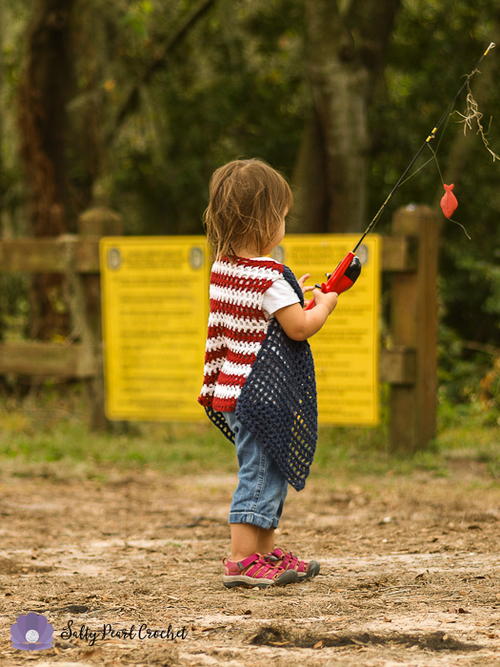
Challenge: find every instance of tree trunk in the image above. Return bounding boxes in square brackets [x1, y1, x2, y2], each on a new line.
[18, 0, 77, 340]
[297, 0, 401, 233]
[290, 108, 328, 233]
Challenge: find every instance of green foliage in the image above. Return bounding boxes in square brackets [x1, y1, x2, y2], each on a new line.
[0, 0, 498, 405]
[438, 322, 497, 411]
[110, 0, 306, 234]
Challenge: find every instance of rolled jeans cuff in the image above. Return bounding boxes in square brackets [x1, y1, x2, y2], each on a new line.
[229, 510, 278, 530]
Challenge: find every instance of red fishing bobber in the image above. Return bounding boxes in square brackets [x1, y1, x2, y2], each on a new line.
[440, 183, 458, 218]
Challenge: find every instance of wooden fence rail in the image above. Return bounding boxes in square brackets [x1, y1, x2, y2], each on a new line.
[0, 205, 438, 451]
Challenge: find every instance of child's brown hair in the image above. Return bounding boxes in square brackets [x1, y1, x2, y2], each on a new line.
[202, 158, 293, 260]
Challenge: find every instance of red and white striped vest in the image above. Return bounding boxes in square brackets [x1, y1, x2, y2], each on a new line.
[197, 255, 285, 412]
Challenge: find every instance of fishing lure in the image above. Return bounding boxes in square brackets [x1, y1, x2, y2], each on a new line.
[440, 184, 458, 218]
[438, 182, 470, 238]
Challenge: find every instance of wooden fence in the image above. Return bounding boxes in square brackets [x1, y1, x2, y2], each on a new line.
[0, 205, 438, 452]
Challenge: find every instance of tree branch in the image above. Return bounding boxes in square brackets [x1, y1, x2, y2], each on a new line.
[106, 0, 217, 146]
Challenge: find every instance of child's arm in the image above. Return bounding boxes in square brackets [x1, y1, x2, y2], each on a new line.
[274, 289, 338, 341]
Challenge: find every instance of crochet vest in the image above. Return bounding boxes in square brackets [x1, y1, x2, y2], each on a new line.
[197, 256, 318, 491]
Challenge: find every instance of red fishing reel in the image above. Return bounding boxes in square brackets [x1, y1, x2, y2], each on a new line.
[305, 252, 362, 311]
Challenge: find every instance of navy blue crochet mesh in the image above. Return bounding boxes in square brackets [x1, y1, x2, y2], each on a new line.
[204, 406, 236, 445]
[203, 265, 317, 492]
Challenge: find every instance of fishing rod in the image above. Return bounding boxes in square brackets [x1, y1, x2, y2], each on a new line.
[305, 41, 496, 311]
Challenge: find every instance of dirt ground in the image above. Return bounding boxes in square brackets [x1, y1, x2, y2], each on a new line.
[0, 458, 498, 666]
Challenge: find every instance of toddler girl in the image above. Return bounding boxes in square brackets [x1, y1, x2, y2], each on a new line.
[198, 159, 338, 588]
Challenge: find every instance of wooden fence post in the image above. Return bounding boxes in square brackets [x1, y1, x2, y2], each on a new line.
[77, 207, 123, 429]
[389, 204, 438, 452]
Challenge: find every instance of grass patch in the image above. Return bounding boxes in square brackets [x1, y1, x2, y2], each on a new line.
[0, 389, 497, 482]
[0, 418, 232, 479]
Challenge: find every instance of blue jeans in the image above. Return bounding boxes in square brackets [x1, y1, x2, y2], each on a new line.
[222, 411, 289, 530]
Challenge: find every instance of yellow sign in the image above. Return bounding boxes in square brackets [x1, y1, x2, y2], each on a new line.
[100, 237, 208, 421]
[100, 235, 380, 425]
[273, 235, 381, 425]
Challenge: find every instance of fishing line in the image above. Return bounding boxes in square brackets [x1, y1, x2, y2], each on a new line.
[397, 96, 457, 189]
[426, 142, 472, 239]
[307, 43, 496, 308]
[352, 42, 496, 254]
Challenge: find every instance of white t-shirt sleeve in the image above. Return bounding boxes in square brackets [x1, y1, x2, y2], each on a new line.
[262, 277, 300, 319]
[251, 256, 301, 319]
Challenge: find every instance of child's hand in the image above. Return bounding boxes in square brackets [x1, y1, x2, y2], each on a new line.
[298, 274, 315, 296]
[312, 289, 338, 314]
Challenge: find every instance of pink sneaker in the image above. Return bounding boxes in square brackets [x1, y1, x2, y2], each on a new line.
[264, 547, 320, 579]
[222, 552, 298, 588]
